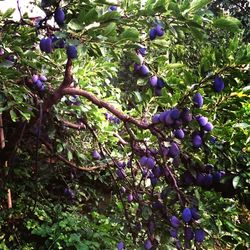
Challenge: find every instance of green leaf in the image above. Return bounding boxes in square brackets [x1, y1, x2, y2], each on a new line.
[10, 110, 17, 122]
[98, 11, 120, 23]
[1, 8, 15, 18]
[185, 0, 211, 14]
[232, 176, 240, 189]
[102, 22, 117, 37]
[67, 151, 73, 161]
[68, 19, 84, 31]
[120, 28, 139, 42]
[213, 17, 241, 32]
[165, 63, 185, 69]
[233, 123, 250, 129]
[78, 8, 98, 25]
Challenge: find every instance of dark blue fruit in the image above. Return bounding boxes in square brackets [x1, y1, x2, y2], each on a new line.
[144, 239, 153, 250]
[190, 207, 200, 220]
[155, 24, 164, 36]
[170, 215, 180, 228]
[55, 8, 65, 25]
[150, 176, 158, 186]
[195, 229, 205, 242]
[35, 80, 43, 89]
[32, 74, 39, 83]
[117, 161, 126, 169]
[170, 108, 181, 120]
[140, 156, 148, 166]
[41, 0, 50, 7]
[149, 28, 157, 40]
[182, 171, 194, 185]
[169, 228, 178, 238]
[153, 167, 162, 178]
[203, 173, 213, 187]
[152, 114, 160, 123]
[92, 150, 101, 160]
[116, 169, 126, 179]
[156, 78, 165, 88]
[210, 135, 217, 144]
[213, 171, 222, 183]
[159, 111, 168, 123]
[128, 193, 133, 202]
[203, 122, 213, 131]
[196, 116, 208, 126]
[181, 108, 192, 123]
[193, 92, 203, 108]
[139, 65, 150, 76]
[182, 207, 192, 223]
[184, 227, 194, 240]
[169, 142, 180, 158]
[164, 112, 174, 126]
[174, 129, 185, 139]
[117, 241, 124, 250]
[134, 63, 140, 72]
[58, 39, 66, 48]
[154, 87, 162, 96]
[148, 221, 155, 234]
[149, 75, 158, 87]
[192, 134, 202, 148]
[109, 6, 117, 11]
[196, 173, 205, 186]
[39, 75, 47, 82]
[40, 84, 45, 92]
[67, 45, 78, 59]
[64, 188, 75, 198]
[213, 76, 225, 92]
[40, 38, 52, 53]
[146, 157, 155, 169]
[138, 47, 147, 56]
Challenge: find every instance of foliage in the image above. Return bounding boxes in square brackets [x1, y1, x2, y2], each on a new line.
[0, 0, 249, 249]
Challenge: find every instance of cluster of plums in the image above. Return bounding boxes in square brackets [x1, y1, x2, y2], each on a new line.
[149, 24, 165, 40]
[113, 83, 226, 248]
[39, 6, 77, 59]
[32, 74, 47, 92]
[133, 46, 150, 77]
[182, 165, 225, 190]
[133, 47, 166, 95]
[168, 207, 205, 249]
[40, 36, 77, 59]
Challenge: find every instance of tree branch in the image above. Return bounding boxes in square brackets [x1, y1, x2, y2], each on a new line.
[60, 120, 86, 130]
[43, 59, 73, 113]
[62, 87, 150, 129]
[39, 135, 109, 172]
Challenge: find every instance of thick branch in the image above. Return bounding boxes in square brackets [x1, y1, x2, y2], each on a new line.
[43, 59, 73, 113]
[62, 87, 149, 129]
[61, 120, 86, 130]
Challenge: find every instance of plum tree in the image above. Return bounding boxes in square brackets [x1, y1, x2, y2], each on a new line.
[0, 0, 249, 249]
